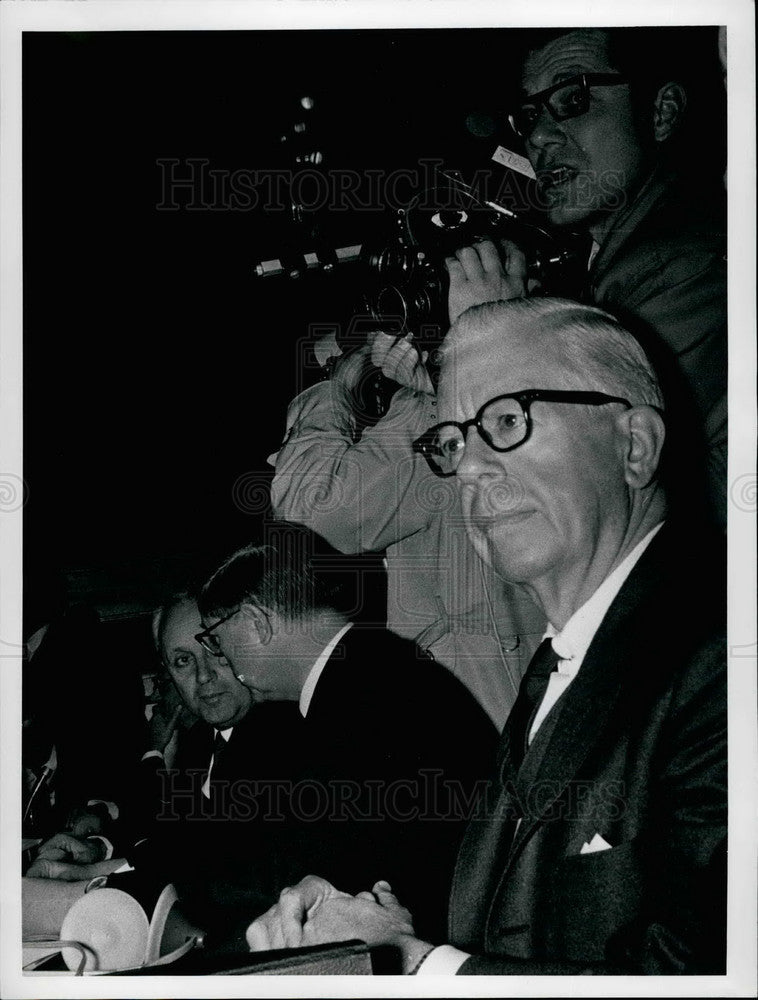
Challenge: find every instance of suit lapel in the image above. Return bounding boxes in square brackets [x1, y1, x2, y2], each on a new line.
[176, 721, 214, 773]
[507, 629, 627, 856]
[449, 780, 514, 949]
[449, 526, 723, 947]
[502, 531, 669, 858]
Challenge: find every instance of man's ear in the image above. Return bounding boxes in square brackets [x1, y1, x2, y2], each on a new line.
[653, 82, 686, 143]
[618, 406, 666, 489]
[240, 602, 273, 645]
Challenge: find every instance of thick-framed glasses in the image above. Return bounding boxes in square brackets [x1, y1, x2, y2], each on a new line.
[509, 73, 629, 139]
[195, 607, 241, 656]
[412, 389, 631, 478]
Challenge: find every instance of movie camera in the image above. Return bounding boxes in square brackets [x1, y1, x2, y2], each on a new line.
[253, 167, 587, 353]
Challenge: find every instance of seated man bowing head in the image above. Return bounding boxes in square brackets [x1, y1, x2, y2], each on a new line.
[193, 521, 498, 942]
[246, 299, 726, 975]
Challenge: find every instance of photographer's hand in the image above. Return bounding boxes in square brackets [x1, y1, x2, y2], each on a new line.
[328, 343, 374, 395]
[446, 238, 527, 324]
[368, 332, 433, 394]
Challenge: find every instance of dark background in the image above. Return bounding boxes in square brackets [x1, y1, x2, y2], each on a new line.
[22, 27, 724, 620]
[23, 28, 528, 618]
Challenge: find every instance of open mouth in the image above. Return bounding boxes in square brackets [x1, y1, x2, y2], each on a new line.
[538, 166, 576, 192]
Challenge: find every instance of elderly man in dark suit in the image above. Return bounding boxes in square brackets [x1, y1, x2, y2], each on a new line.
[245, 297, 726, 976]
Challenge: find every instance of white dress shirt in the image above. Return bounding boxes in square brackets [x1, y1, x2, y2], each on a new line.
[528, 522, 663, 743]
[588, 239, 601, 270]
[201, 726, 233, 799]
[417, 522, 664, 976]
[298, 623, 353, 718]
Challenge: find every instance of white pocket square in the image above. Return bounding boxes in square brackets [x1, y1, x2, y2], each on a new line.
[580, 833, 613, 855]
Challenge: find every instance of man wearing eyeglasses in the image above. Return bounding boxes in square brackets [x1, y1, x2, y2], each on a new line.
[193, 521, 497, 944]
[26, 599, 302, 892]
[245, 298, 726, 975]
[449, 26, 726, 526]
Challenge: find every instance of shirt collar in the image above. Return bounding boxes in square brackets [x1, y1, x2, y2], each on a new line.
[548, 522, 664, 666]
[587, 239, 601, 271]
[299, 623, 353, 718]
[214, 727, 233, 741]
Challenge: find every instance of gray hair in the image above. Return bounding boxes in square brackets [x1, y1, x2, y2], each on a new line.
[445, 298, 664, 411]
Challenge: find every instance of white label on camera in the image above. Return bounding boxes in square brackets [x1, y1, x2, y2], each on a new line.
[491, 145, 536, 179]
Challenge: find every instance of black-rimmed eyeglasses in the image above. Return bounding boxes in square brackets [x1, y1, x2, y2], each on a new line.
[412, 389, 631, 478]
[195, 607, 241, 656]
[509, 73, 629, 139]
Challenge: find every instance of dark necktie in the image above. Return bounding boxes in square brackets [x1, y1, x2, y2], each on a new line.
[506, 638, 560, 772]
[209, 730, 228, 786]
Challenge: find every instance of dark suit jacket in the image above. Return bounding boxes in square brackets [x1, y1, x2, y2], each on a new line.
[178, 625, 498, 944]
[450, 526, 726, 975]
[587, 169, 727, 524]
[128, 699, 304, 877]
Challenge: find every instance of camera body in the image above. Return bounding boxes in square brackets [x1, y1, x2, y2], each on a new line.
[254, 170, 588, 356]
[359, 187, 586, 351]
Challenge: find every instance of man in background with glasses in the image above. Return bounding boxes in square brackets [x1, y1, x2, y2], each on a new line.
[246, 297, 726, 976]
[25, 600, 300, 837]
[194, 520, 496, 945]
[449, 26, 726, 526]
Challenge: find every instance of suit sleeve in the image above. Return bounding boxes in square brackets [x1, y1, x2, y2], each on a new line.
[271, 380, 439, 553]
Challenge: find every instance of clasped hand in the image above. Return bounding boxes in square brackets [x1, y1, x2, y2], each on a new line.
[26, 831, 106, 880]
[246, 875, 429, 971]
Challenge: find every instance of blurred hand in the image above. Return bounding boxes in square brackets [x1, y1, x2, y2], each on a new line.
[34, 831, 106, 866]
[25, 857, 98, 881]
[66, 808, 105, 838]
[446, 238, 527, 324]
[147, 684, 186, 754]
[368, 333, 433, 394]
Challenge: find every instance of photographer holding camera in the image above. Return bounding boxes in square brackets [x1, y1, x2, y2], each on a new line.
[453, 27, 726, 525]
[270, 293, 545, 727]
[271, 26, 726, 723]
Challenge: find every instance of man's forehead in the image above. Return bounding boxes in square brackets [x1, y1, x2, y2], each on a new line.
[521, 29, 613, 94]
[163, 601, 201, 642]
[440, 325, 564, 409]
